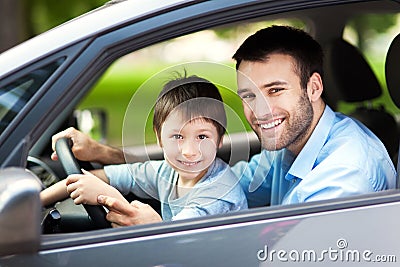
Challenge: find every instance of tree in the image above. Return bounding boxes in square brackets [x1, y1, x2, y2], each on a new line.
[0, 0, 27, 52]
[349, 14, 398, 52]
[0, 0, 104, 53]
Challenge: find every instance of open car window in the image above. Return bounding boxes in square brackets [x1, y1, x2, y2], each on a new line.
[77, 18, 307, 149]
[39, 5, 400, 214]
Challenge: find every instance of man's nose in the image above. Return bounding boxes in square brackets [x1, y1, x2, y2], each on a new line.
[252, 95, 272, 118]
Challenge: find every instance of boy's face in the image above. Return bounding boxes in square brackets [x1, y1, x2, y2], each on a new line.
[158, 112, 223, 183]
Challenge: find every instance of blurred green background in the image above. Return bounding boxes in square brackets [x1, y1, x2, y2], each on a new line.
[2, 1, 400, 146]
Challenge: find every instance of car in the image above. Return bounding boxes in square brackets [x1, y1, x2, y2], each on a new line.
[1, 0, 400, 265]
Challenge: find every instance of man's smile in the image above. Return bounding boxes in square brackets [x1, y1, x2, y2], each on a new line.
[258, 118, 284, 130]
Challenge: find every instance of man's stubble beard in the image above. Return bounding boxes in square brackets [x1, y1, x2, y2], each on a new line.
[258, 92, 314, 152]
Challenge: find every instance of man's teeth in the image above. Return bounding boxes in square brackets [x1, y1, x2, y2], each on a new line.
[260, 119, 282, 129]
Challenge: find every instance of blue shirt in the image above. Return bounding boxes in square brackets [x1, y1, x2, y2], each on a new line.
[231, 105, 396, 207]
[104, 158, 247, 221]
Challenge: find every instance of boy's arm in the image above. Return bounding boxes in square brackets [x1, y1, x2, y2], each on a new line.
[66, 169, 127, 205]
[40, 179, 70, 207]
[40, 168, 114, 207]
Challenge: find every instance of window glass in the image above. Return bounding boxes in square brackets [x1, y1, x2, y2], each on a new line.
[340, 13, 400, 115]
[78, 18, 307, 147]
[0, 59, 64, 133]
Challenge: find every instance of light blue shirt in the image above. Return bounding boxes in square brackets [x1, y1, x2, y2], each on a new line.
[232, 105, 396, 207]
[104, 158, 247, 221]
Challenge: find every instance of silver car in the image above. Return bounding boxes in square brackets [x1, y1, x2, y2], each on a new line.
[0, 0, 399, 266]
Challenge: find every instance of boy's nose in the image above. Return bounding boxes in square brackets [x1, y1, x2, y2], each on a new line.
[180, 140, 199, 160]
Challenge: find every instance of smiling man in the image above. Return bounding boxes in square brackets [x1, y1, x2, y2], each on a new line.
[50, 25, 396, 225]
[231, 25, 396, 207]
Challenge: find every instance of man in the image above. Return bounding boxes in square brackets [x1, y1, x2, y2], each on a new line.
[230, 25, 395, 207]
[51, 25, 396, 226]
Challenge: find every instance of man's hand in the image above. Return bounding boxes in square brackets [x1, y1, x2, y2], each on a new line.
[51, 127, 125, 164]
[97, 195, 162, 227]
[51, 127, 100, 162]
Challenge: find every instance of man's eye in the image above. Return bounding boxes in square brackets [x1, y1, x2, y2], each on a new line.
[270, 88, 284, 94]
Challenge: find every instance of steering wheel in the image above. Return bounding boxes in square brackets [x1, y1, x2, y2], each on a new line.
[55, 137, 111, 229]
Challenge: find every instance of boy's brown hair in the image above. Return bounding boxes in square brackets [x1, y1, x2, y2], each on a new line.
[153, 74, 227, 142]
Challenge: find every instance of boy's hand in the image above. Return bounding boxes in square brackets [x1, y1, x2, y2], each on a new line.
[66, 169, 117, 205]
[97, 195, 162, 227]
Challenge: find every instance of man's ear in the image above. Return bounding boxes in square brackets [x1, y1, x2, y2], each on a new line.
[307, 72, 323, 102]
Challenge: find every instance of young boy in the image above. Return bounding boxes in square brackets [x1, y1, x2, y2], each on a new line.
[41, 74, 247, 221]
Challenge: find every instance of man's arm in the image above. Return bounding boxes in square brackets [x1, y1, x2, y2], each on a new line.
[51, 127, 126, 165]
[231, 151, 272, 208]
[97, 195, 162, 227]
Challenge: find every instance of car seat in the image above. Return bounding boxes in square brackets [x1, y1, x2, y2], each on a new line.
[385, 32, 400, 188]
[324, 38, 399, 164]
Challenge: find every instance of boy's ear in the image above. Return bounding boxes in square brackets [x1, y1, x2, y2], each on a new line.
[218, 135, 224, 149]
[157, 138, 162, 147]
[155, 130, 163, 147]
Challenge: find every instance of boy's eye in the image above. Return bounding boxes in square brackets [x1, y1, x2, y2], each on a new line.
[173, 134, 183, 139]
[198, 134, 208, 140]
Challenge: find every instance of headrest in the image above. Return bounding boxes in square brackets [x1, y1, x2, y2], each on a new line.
[385, 33, 400, 108]
[325, 38, 381, 102]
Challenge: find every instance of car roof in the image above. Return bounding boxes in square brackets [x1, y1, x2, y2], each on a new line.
[0, 0, 190, 77]
[1, 0, 399, 78]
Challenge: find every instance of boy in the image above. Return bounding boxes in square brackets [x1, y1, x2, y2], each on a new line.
[41, 74, 247, 222]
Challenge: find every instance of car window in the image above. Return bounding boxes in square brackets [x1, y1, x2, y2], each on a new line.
[0, 59, 64, 133]
[331, 13, 400, 162]
[78, 18, 307, 147]
[337, 13, 399, 115]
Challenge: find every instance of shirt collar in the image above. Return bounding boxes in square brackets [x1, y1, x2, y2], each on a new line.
[286, 105, 335, 180]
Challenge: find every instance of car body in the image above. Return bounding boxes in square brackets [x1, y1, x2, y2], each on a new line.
[1, 0, 400, 266]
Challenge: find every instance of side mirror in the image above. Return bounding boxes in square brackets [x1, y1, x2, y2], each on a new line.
[74, 108, 108, 144]
[0, 168, 43, 257]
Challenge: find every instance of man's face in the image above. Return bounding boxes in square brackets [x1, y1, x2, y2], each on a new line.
[236, 53, 313, 153]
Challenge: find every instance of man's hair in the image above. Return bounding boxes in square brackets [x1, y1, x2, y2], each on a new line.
[232, 25, 324, 89]
[153, 73, 227, 142]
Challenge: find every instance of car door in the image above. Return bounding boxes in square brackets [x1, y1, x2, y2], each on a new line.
[1, 0, 400, 266]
